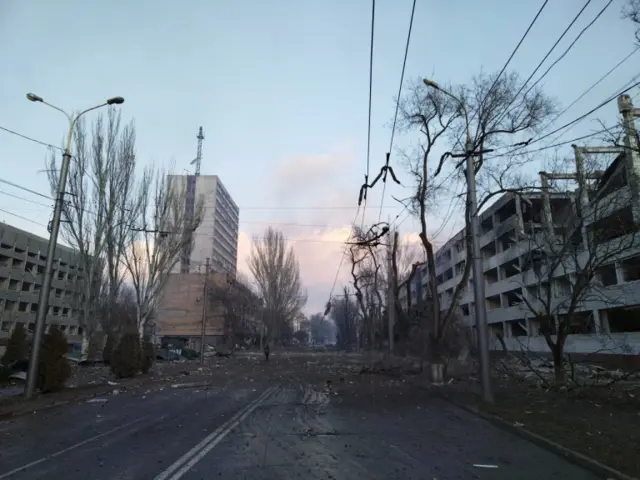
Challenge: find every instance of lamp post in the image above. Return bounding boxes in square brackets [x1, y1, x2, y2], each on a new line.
[422, 79, 493, 403]
[24, 93, 124, 399]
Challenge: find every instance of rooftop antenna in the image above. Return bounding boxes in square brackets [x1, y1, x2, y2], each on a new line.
[190, 126, 205, 176]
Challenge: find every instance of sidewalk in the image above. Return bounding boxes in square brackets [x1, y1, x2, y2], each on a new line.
[443, 375, 640, 479]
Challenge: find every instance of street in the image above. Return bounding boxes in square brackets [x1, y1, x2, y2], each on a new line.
[0, 354, 599, 480]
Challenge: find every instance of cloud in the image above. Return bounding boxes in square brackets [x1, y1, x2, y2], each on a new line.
[271, 141, 356, 203]
[235, 140, 456, 316]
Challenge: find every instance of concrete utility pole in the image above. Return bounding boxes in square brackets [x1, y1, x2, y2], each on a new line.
[24, 93, 124, 399]
[618, 94, 640, 223]
[387, 228, 395, 355]
[259, 304, 264, 351]
[343, 288, 349, 348]
[200, 257, 210, 365]
[422, 78, 493, 402]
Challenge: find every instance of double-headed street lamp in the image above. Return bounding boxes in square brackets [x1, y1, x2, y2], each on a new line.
[423, 78, 493, 403]
[24, 93, 125, 399]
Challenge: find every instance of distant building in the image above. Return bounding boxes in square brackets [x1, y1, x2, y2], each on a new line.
[167, 174, 239, 276]
[0, 222, 86, 354]
[155, 272, 260, 350]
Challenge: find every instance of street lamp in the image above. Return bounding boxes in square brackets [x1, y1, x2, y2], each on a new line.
[23, 93, 125, 399]
[423, 78, 493, 403]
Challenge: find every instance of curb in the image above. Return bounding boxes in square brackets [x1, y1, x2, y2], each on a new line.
[0, 376, 215, 421]
[437, 391, 637, 480]
[0, 377, 165, 421]
[0, 387, 115, 421]
[170, 381, 212, 389]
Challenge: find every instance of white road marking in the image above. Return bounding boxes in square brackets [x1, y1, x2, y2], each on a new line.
[154, 386, 276, 480]
[0, 415, 151, 479]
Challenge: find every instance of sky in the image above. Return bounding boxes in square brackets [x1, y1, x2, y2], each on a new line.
[1, 0, 639, 315]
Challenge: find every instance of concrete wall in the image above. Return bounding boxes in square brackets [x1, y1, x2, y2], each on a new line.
[155, 273, 227, 339]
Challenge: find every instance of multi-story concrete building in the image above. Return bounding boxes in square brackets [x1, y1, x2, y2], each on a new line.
[400, 151, 640, 356]
[168, 175, 239, 276]
[0, 222, 86, 354]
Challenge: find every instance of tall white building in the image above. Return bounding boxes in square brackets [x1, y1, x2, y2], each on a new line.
[168, 175, 239, 276]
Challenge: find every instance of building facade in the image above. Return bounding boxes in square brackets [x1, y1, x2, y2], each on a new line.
[168, 175, 239, 276]
[155, 272, 259, 350]
[0, 222, 86, 353]
[400, 153, 640, 356]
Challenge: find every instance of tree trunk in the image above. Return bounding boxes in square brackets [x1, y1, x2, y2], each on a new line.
[552, 346, 565, 385]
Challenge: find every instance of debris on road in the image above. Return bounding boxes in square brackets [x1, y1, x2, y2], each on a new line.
[86, 398, 108, 404]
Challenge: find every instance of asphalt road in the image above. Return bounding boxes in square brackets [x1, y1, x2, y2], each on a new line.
[0, 381, 600, 480]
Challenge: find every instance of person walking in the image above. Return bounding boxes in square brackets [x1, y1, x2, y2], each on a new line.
[263, 343, 270, 362]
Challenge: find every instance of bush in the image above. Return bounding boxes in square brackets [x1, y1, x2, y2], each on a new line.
[1, 323, 28, 366]
[111, 332, 141, 378]
[103, 332, 116, 365]
[0, 365, 11, 384]
[181, 348, 198, 360]
[140, 336, 155, 374]
[38, 325, 71, 393]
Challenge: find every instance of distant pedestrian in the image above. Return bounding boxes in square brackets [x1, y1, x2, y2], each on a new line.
[264, 344, 270, 362]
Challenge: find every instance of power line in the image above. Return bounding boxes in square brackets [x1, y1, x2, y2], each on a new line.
[460, 0, 550, 150]
[365, 0, 375, 181]
[0, 189, 51, 208]
[0, 125, 62, 151]
[0, 180, 396, 211]
[537, 46, 640, 136]
[519, 0, 614, 101]
[0, 208, 48, 227]
[361, 0, 376, 229]
[486, 77, 640, 161]
[493, 0, 592, 127]
[377, 0, 417, 223]
[326, 207, 362, 309]
[239, 220, 352, 228]
[0, 178, 53, 200]
[540, 73, 640, 148]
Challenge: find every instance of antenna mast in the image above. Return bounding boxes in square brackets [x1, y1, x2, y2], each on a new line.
[192, 126, 205, 176]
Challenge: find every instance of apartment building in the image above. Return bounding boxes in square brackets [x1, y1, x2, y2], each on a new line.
[0, 222, 86, 353]
[168, 175, 239, 276]
[401, 152, 640, 356]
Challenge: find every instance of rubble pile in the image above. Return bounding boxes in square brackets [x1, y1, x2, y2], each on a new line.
[497, 356, 640, 386]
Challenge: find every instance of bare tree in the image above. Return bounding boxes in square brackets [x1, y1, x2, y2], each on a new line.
[122, 167, 203, 338]
[309, 313, 333, 345]
[517, 153, 639, 384]
[398, 72, 557, 365]
[46, 108, 138, 354]
[623, 0, 640, 43]
[248, 227, 307, 343]
[348, 225, 388, 349]
[208, 275, 262, 349]
[331, 287, 359, 350]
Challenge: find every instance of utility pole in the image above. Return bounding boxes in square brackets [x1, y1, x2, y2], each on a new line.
[259, 304, 264, 351]
[344, 288, 349, 349]
[422, 78, 492, 402]
[387, 228, 395, 355]
[465, 137, 493, 402]
[618, 94, 640, 223]
[23, 93, 124, 399]
[199, 257, 210, 365]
